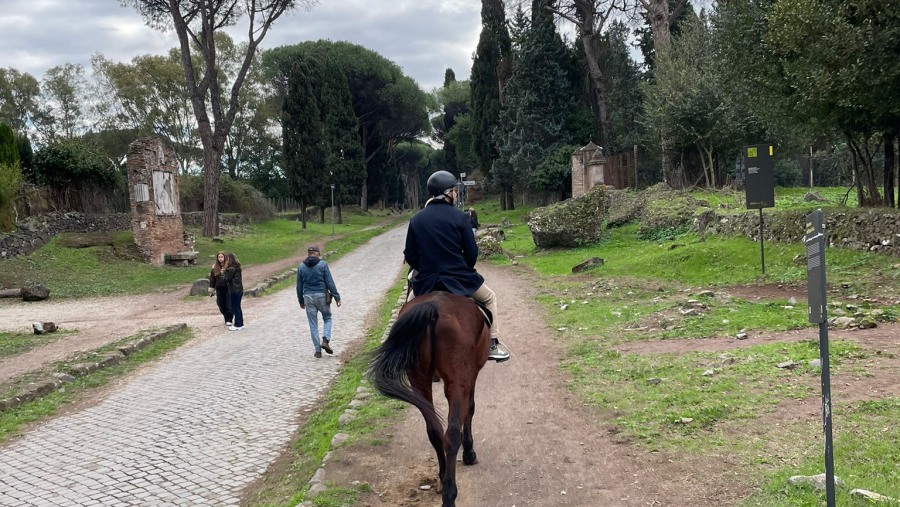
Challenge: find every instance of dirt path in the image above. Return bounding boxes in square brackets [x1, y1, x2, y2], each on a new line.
[317, 264, 741, 506]
[0, 241, 334, 385]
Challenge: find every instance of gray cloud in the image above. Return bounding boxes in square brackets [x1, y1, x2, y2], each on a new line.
[0, 0, 480, 91]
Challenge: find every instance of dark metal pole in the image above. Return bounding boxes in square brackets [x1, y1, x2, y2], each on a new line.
[759, 208, 765, 275]
[805, 209, 835, 507]
[820, 319, 836, 507]
[330, 184, 335, 237]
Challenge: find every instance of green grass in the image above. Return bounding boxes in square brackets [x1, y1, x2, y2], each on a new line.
[501, 223, 899, 294]
[742, 398, 900, 506]
[0, 211, 404, 298]
[538, 276, 832, 342]
[244, 279, 407, 507]
[0, 330, 69, 359]
[0, 326, 192, 442]
[689, 186, 855, 212]
[562, 339, 865, 449]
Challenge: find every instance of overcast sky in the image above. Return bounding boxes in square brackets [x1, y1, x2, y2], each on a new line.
[0, 0, 483, 92]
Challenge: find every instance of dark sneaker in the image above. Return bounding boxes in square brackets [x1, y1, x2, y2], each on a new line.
[321, 338, 333, 355]
[488, 339, 511, 363]
[314, 351, 322, 358]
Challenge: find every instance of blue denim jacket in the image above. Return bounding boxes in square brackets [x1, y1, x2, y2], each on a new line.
[297, 257, 340, 303]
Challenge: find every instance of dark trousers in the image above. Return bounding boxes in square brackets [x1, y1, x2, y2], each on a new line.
[215, 286, 233, 323]
[230, 291, 244, 327]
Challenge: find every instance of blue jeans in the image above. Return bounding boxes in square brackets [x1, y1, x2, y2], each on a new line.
[304, 294, 332, 352]
[230, 291, 244, 327]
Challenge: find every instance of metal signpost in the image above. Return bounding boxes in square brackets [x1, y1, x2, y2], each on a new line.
[805, 209, 836, 507]
[744, 144, 776, 274]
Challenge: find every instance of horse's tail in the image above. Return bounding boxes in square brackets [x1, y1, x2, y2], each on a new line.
[368, 300, 441, 430]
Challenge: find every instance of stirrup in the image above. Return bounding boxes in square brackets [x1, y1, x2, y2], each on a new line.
[488, 340, 511, 363]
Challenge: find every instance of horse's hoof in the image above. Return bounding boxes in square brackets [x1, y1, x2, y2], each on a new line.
[463, 452, 478, 466]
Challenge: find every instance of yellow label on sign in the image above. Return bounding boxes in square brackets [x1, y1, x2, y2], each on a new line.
[769, 146, 773, 156]
[747, 147, 758, 158]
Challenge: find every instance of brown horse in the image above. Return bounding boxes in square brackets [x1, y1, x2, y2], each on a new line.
[368, 291, 490, 507]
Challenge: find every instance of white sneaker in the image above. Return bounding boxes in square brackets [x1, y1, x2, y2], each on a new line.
[229, 325, 241, 331]
[225, 321, 233, 326]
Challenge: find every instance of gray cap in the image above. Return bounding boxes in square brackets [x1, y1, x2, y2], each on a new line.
[307, 245, 320, 253]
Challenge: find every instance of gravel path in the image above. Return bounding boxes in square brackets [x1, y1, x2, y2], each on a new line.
[0, 225, 407, 506]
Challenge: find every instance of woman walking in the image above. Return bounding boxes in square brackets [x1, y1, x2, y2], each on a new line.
[223, 253, 245, 331]
[208, 251, 233, 326]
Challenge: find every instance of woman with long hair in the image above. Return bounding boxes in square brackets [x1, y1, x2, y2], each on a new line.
[208, 251, 233, 326]
[223, 253, 244, 330]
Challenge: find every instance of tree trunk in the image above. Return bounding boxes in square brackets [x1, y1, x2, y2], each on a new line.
[201, 147, 221, 237]
[360, 182, 368, 211]
[574, 1, 612, 152]
[647, 0, 673, 50]
[884, 131, 895, 208]
[300, 197, 307, 230]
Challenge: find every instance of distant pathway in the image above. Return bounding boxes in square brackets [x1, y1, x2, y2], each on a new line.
[0, 225, 407, 507]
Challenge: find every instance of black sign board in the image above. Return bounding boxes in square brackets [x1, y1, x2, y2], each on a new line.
[805, 210, 827, 323]
[744, 144, 775, 209]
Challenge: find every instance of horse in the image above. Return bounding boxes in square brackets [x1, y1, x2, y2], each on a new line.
[368, 290, 491, 507]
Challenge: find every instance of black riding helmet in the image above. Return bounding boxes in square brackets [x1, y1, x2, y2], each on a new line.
[426, 170, 457, 197]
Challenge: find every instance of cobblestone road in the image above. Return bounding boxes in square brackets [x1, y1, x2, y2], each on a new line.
[0, 225, 408, 506]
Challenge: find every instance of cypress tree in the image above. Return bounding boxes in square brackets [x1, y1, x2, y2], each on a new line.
[0, 123, 21, 232]
[282, 58, 326, 230]
[494, 0, 576, 204]
[319, 57, 364, 223]
[0, 123, 19, 167]
[470, 0, 511, 180]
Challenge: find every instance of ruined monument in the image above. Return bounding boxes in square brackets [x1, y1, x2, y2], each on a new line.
[126, 137, 196, 266]
[571, 142, 608, 198]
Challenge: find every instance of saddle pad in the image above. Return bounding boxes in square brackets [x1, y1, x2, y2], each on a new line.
[470, 298, 493, 327]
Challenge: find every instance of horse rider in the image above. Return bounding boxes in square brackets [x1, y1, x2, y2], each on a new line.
[403, 170, 511, 362]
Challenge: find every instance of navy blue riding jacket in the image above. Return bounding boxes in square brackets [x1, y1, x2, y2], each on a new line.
[404, 199, 483, 296]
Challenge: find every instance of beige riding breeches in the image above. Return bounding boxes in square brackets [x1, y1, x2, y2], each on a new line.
[472, 283, 499, 337]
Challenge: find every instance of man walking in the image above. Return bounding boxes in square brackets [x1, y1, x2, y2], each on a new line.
[297, 245, 342, 358]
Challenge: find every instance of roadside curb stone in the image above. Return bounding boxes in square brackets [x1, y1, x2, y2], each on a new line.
[0, 323, 187, 414]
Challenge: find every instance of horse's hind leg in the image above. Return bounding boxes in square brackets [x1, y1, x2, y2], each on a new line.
[411, 376, 446, 482]
[441, 397, 465, 507]
[462, 389, 477, 466]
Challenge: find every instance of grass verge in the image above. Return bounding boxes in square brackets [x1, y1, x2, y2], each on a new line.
[0, 330, 71, 359]
[0, 326, 192, 443]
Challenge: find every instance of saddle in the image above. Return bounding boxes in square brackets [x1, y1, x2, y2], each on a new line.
[470, 298, 494, 328]
[407, 273, 493, 327]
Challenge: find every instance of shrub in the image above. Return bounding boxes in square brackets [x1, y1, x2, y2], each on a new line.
[0, 124, 19, 167]
[32, 139, 121, 188]
[775, 158, 802, 187]
[179, 174, 275, 221]
[0, 162, 22, 231]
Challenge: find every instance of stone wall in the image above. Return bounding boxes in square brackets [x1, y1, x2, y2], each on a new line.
[0, 212, 131, 260]
[181, 212, 253, 228]
[0, 212, 252, 261]
[702, 207, 900, 256]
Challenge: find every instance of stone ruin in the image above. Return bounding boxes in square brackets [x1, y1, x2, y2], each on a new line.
[571, 142, 608, 199]
[126, 137, 197, 267]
